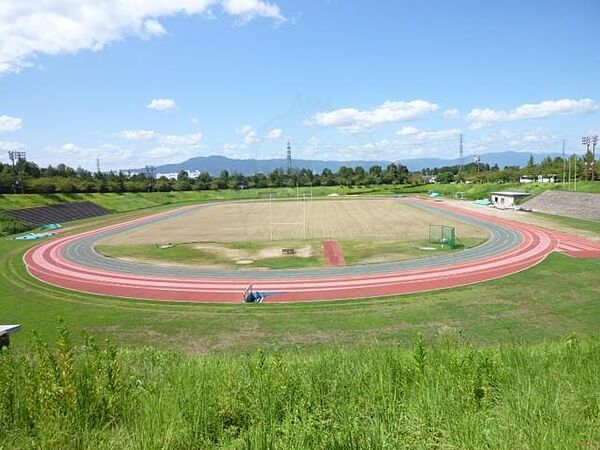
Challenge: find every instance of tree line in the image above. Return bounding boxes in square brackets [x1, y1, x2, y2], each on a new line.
[0, 153, 596, 195]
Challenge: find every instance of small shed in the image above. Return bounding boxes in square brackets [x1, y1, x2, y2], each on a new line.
[490, 191, 531, 209]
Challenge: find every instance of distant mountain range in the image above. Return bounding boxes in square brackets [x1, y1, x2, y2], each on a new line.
[132, 151, 562, 176]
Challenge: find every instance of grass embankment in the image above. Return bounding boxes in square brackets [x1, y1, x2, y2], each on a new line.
[532, 212, 600, 235]
[1, 327, 598, 449]
[0, 186, 380, 213]
[96, 237, 486, 269]
[1, 181, 597, 213]
[402, 180, 600, 199]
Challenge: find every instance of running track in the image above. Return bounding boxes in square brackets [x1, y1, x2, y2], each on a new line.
[23, 198, 600, 303]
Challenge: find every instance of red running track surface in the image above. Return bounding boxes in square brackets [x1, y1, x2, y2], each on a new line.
[23, 199, 600, 304]
[322, 240, 346, 267]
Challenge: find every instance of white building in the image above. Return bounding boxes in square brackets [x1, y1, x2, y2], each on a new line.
[490, 191, 531, 209]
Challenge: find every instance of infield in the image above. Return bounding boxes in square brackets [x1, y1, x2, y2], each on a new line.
[100, 198, 489, 245]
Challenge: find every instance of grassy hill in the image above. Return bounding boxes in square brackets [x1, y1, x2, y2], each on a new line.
[0, 182, 598, 214]
[1, 328, 597, 449]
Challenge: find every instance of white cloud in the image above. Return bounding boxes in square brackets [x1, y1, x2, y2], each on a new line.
[0, 140, 26, 152]
[396, 126, 461, 142]
[467, 98, 598, 129]
[190, 117, 200, 124]
[310, 100, 439, 133]
[147, 98, 177, 111]
[47, 142, 133, 167]
[237, 124, 260, 144]
[118, 128, 203, 147]
[266, 128, 283, 139]
[0, 1, 286, 75]
[442, 108, 460, 120]
[117, 129, 158, 140]
[473, 128, 559, 151]
[0, 115, 23, 132]
[222, 0, 286, 23]
[115, 128, 204, 165]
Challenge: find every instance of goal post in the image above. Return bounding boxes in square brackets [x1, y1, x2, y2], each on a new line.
[428, 225, 458, 248]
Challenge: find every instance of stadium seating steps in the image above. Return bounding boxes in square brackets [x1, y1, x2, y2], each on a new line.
[3, 202, 109, 227]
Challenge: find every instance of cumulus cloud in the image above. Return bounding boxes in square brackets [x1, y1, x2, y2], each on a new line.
[396, 126, 461, 142]
[0, 0, 287, 75]
[0, 140, 26, 152]
[237, 125, 260, 144]
[117, 129, 158, 140]
[310, 100, 439, 133]
[442, 109, 460, 120]
[0, 115, 23, 132]
[467, 98, 598, 129]
[266, 128, 283, 139]
[47, 142, 133, 167]
[147, 98, 177, 111]
[222, 0, 286, 23]
[117, 128, 203, 146]
[115, 128, 204, 165]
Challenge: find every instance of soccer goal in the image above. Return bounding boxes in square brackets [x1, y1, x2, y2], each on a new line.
[428, 225, 459, 248]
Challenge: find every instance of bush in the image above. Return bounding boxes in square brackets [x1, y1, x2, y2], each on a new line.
[0, 213, 31, 236]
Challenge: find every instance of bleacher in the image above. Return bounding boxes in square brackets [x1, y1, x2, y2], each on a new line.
[3, 202, 109, 227]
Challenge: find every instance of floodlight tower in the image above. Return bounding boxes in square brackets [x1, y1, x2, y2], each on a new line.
[8, 150, 26, 194]
[582, 135, 597, 181]
[562, 140, 566, 184]
[591, 135, 598, 182]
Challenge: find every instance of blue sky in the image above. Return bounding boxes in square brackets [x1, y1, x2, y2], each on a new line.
[0, 0, 599, 170]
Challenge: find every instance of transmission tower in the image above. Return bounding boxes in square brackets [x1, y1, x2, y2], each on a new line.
[145, 165, 156, 193]
[96, 157, 101, 175]
[286, 141, 292, 172]
[8, 150, 26, 194]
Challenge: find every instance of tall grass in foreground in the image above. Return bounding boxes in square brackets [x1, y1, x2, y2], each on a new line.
[1, 326, 598, 449]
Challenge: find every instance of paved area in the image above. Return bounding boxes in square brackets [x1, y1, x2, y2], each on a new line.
[24, 198, 600, 303]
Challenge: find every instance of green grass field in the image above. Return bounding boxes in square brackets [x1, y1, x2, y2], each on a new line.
[2, 225, 598, 353]
[1, 193, 598, 449]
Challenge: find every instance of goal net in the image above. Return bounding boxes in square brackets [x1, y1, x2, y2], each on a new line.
[428, 225, 458, 248]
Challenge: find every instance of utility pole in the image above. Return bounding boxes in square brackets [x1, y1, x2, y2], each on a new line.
[8, 150, 26, 194]
[145, 165, 156, 193]
[458, 133, 464, 179]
